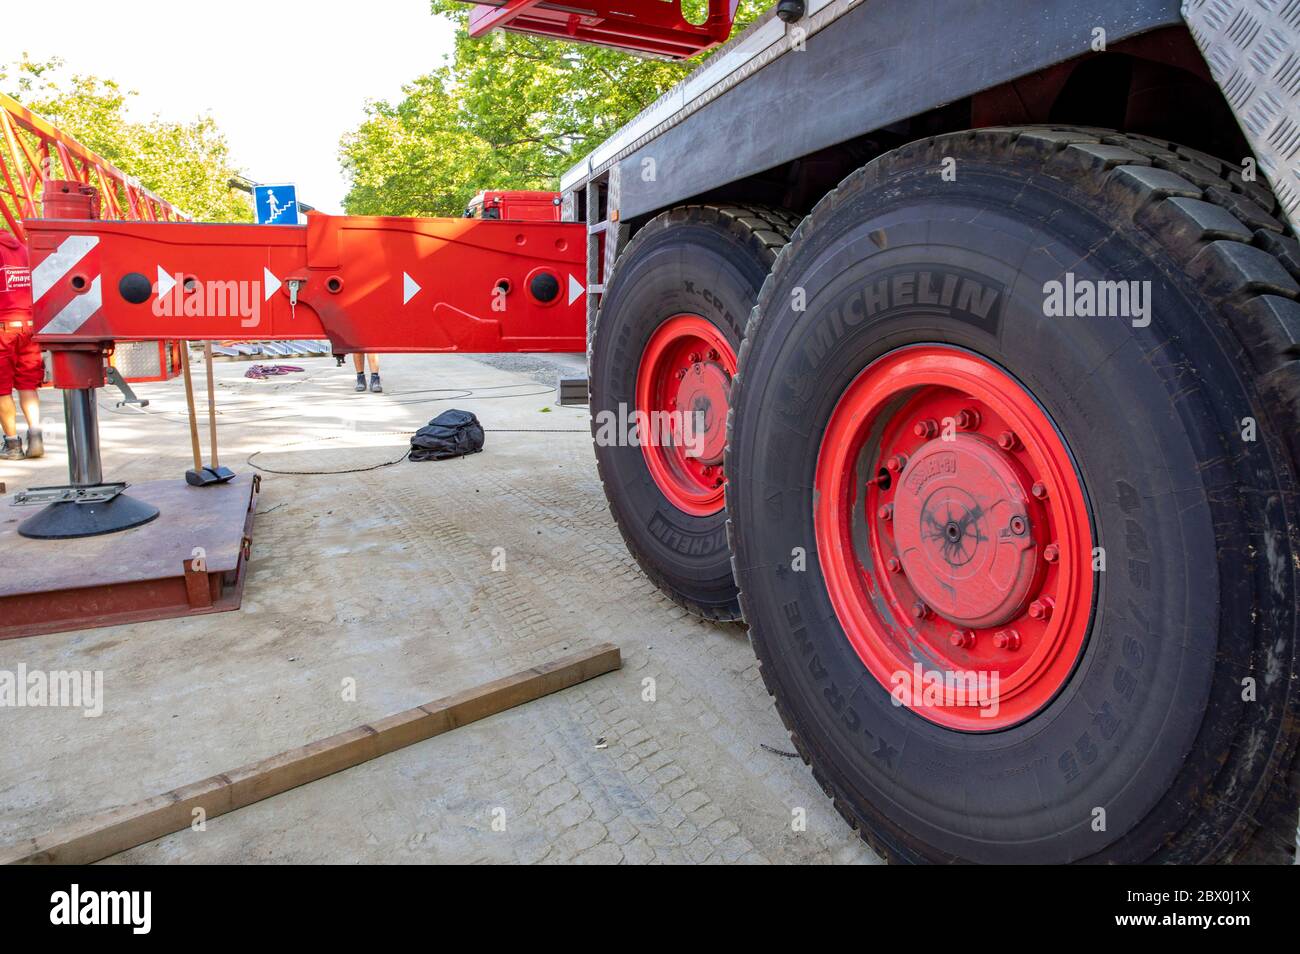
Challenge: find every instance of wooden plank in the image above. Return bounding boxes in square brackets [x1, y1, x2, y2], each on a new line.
[2, 643, 621, 865]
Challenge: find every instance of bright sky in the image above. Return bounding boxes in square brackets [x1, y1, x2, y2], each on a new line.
[0, 0, 457, 214]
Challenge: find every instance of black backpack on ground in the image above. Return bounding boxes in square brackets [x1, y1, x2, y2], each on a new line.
[409, 409, 485, 462]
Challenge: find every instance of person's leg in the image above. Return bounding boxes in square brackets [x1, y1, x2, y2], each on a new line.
[367, 353, 382, 392]
[0, 395, 20, 460]
[352, 353, 366, 391]
[17, 389, 39, 430]
[0, 393, 15, 438]
[18, 389, 41, 457]
[0, 332, 20, 458]
[12, 333, 44, 457]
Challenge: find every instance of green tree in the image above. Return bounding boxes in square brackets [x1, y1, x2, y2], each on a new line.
[340, 0, 768, 216]
[1, 55, 252, 222]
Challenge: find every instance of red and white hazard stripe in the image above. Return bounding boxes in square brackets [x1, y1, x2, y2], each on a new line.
[32, 234, 101, 336]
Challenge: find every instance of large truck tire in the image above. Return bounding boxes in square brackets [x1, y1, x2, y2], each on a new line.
[591, 205, 795, 620]
[726, 127, 1300, 863]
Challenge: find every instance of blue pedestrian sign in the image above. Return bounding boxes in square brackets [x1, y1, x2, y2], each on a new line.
[253, 184, 298, 225]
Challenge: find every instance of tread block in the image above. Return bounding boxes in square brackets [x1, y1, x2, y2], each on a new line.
[1013, 129, 1099, 153]
[1234, 295, 1300, 372]
[1255, 231, 1300, 284]
[1173, 145, 1228, 177]
[1186, 240, 1300, 302]
[1138, 196, 1255, 245]
[1053, 143, 1152, 177]
[1260, 359, 1300, 436]
[1205, 186, 1285, 233]
[1107, 165, 1203, 209]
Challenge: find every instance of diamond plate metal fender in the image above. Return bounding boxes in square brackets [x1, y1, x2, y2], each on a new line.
[1184, 0, 1300, 227]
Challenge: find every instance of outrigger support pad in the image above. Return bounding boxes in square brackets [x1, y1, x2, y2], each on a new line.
[13, 384, 159, 539]
[15, 485, 159, 540]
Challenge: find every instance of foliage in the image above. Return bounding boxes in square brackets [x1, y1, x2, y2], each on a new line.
[340, 1, 769, 216]
[1, 55, 252, 222]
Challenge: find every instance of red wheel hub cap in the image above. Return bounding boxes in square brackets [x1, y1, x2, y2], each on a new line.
[892, 434, 1045, 630]
[814, 346, 1094, 731]
[635, 314, 737, 516]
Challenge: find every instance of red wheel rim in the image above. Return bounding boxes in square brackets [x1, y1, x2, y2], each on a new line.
[635, 314, 736, 516]
[814, 346, 1094, 731]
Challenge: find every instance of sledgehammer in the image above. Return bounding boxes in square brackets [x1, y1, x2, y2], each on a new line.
[182, 342, 236, 486]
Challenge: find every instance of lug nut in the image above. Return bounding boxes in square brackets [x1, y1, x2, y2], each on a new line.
[912, 601, 931, 620]
[1028, 597, 1055, 621]
[885, 454, 907, 473]
[689, 352, 701, 363]
[878, 503, 894, 521]
[993, 630, 1021, 651]
[914, 419, 939, 439]
[1031, 481, 1049, 500]
[997, 430, 1019, 451]
[955, 408, 980, 431]
[675, 369, 686, 380]
[707, 349, 719, 361]
[1043, 543, 1059, 563]
[949, 629, 975, 649]
[885, 557, 902, 573]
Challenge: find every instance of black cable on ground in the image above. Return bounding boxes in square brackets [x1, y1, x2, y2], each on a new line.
[245, 440, 412, 476]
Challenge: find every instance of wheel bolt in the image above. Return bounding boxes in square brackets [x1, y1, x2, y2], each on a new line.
[689, 352, 701, 363]
[885, 454, 907, 473]
[1031, 481, 1049, 500]
[997, 430, 1019, 451]
[878, 503, 894, 521]
[1043, 543, 1059, 563]
[1009, 515, 1027, 535]
[914, 419, 939, 439]
[886, 557, 902, 573]
[912, 601, 931, 620]
[707, 349, 719, 361]
[955, 408, 980, 431]
[1028, 597, 1054, 621]
[949, 629, 975, 649]
[993, 630, 1021, 651]
[675, 369, 686, 380]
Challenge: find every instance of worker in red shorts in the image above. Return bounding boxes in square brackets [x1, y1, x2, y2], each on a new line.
[0, 230, 44, 460]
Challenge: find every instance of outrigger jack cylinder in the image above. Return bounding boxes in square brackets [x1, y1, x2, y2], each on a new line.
[16, 347, 159, 540]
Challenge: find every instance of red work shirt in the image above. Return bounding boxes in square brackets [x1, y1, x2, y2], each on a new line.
[0, 230, 33, 328]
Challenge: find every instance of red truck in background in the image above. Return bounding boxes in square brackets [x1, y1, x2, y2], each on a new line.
[463, 190, 561, 221]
